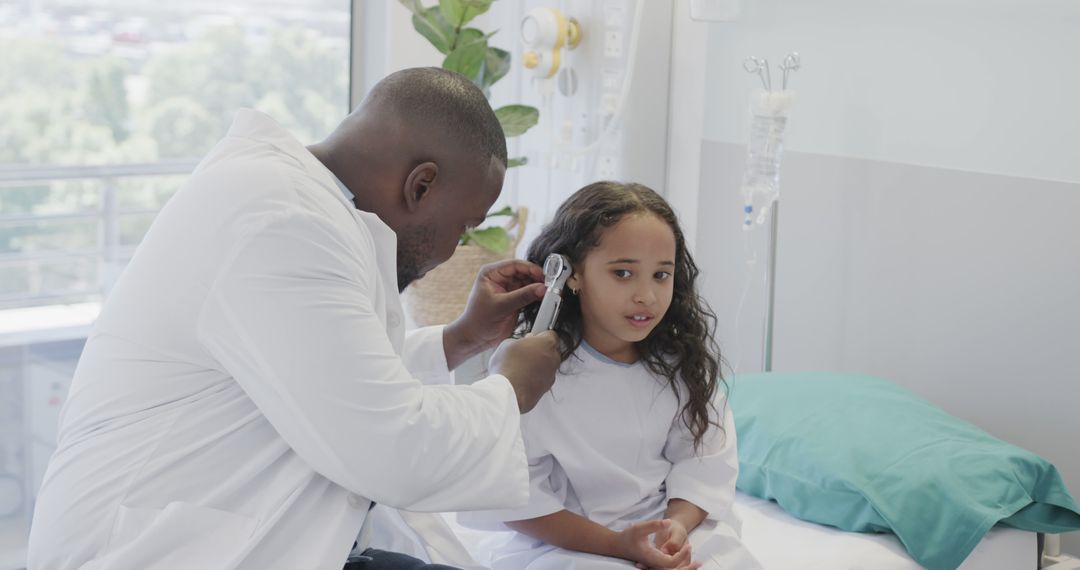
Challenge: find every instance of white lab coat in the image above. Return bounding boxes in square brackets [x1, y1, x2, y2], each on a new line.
[460, 343, 762, 570]
[26, 110, 529, 570]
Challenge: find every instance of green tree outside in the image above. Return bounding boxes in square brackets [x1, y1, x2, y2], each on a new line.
[0, 19, 349, 308]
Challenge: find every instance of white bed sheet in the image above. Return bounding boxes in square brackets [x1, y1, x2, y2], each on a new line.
[366, 492, 1038, 569]
[734, 493, 1036, 570]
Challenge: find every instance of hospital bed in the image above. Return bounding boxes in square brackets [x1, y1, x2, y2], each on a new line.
[366, 496, 1039, 569]
[733, 493, 1037, 569]
[366, 370, 1077, 569]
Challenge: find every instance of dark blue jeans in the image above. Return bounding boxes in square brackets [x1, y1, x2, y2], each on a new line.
[343, 548, 460, 570]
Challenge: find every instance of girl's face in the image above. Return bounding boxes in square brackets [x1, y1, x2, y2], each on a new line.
[568, 212, 676, 363]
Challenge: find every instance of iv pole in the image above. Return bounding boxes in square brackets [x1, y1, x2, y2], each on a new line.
[762, 201, 778, 372]
[743, 52, 799, 373]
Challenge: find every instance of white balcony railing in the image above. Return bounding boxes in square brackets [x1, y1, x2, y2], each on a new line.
[0, 160, 199, 310]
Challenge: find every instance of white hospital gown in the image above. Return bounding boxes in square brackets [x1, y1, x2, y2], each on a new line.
[460, 343, 763, 569]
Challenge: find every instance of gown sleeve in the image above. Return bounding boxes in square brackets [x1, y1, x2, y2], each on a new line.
[662, 388, 740, 521]
[457, 409, 568, 529]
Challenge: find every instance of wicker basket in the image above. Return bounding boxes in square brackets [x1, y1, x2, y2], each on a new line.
[403, 208, 527, 327]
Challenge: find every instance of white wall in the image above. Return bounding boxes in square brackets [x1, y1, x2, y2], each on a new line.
[695, 0, 1080, 553]
[351, 0, 444, 107]
[703, 0, 1080, 182]
[358, 0, 673, 255]
[484, 0, 674, 255]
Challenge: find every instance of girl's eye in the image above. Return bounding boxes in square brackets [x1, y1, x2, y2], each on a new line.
[655, 271, 672, 280]
[613, 269, 632, 279]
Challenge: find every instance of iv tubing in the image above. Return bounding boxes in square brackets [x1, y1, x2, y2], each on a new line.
[559, 0, 645, 155]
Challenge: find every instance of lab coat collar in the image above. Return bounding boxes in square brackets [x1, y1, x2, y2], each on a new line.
[227, 109, 402, 294]
[227, 108, 356, 215]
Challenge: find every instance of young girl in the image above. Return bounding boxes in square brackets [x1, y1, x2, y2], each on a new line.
[460, 182, 762, 570]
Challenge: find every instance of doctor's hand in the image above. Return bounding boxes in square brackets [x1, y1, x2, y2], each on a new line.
[444, 260, 545, 369]
[613, 520, 698, 570]
[487, 331, 559, 414]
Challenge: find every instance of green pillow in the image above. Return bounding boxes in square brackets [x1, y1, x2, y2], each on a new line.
[729, 372, 1080, 570]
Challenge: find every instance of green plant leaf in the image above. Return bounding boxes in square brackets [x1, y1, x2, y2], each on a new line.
[485, 205, 513, 218]
[411, 6, 455, 54]
[453, 27, 483, 46]
[443, 39, 487, 82]
[507, 156, 528, 168]
[398, 0, 424, 16]
[464, 226, 512, 253]
[439, 0, 493, 27]
[495, 105, 539, 137]
[479, 47, 510, 90]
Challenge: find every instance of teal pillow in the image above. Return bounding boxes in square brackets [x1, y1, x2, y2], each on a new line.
[729, 372, 1080, 570]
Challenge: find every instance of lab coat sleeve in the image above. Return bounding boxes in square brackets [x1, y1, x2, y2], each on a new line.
[662, 390, 740, 522]
[402, 326, 453, 386]
[196, 209, 528, 512]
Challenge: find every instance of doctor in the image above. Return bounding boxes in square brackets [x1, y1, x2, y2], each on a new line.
[27, 67, 560, 569]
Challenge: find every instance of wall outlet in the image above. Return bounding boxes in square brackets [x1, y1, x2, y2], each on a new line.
[603, 30, 622, 58]
[596, 155, 619, 179]
[602, 69, 621, 90]
[603, 4, 625, 28]
[601, 93, 619, 116]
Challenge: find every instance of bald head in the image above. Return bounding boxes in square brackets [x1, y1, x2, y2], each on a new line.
[313, 68, 506, 193]
[307, 67, 507, 290]
[362, 67, 506, 167]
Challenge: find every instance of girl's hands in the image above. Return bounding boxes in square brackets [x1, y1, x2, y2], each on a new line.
[613, 520, 699, 570]
[633, 519, 700, 570]
[655, 518, 689, 556]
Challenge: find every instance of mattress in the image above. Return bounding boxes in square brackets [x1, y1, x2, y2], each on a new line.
[734, 493, 1036, 570]
[366, 492, 1038, 569]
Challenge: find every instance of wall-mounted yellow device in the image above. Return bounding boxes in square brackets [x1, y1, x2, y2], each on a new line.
[520, 7, 581, 79]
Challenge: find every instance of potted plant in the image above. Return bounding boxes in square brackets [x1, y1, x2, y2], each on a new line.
[398, 0, 540, 326]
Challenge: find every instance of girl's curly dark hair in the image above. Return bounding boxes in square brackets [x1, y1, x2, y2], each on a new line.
[520, 181, 726, 451]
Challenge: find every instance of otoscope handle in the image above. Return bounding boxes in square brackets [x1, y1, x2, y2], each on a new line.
[531, 290, 563, 333]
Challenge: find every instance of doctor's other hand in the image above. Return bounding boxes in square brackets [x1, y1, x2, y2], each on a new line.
[488, 331, 559, 414]
[446, 260, 545, 360]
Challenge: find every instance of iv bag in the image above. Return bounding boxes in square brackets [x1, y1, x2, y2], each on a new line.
[741, 90, 794, 229]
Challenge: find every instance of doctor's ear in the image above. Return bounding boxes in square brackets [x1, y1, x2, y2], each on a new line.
[402, 162, 438, 212]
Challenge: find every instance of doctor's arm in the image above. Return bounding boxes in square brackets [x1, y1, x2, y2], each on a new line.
[402, 326, 559, 410]
[196, 210, 528, 512]
[443, 259, 546, 369]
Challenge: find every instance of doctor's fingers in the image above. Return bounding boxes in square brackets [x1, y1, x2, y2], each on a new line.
[522, 329, 556, 339]
[479, 259, 544, 289]
[517, 332, 561, 372]
[521, 329, 559, 351]
[494, 282, 546, 313]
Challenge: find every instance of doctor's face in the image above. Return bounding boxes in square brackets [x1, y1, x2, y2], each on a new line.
[396, 155, 504, 291]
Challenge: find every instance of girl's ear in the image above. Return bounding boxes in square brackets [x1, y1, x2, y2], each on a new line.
[566, 272, 580, 291]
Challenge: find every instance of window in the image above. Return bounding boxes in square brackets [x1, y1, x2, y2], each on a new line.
[0, 0, 351, 564]
[0, 0, 350, 309]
